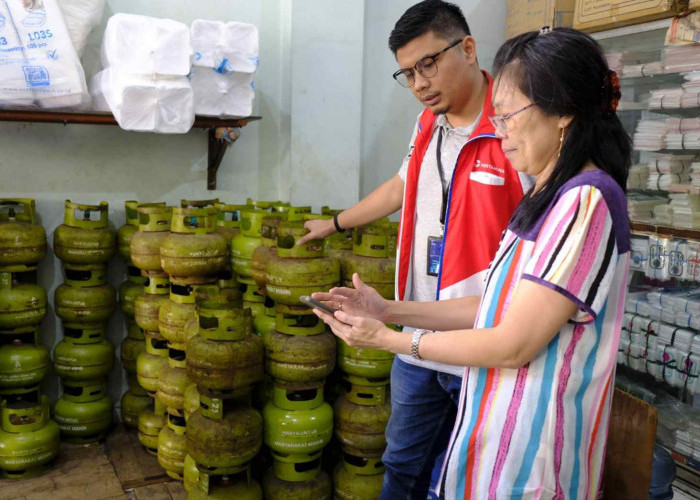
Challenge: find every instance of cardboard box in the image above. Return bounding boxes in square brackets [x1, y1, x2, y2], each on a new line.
[573, 0, 689, 33]
[691, 0, 700, 9]
[505, 0, 576, 39]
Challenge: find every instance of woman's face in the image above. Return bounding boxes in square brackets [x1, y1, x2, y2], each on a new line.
[491, 72, 567, 181]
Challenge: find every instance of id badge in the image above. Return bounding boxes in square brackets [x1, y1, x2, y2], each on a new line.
[427, 236, 444, 277]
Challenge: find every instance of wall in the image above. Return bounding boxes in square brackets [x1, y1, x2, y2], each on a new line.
[0, 0, 506, 405]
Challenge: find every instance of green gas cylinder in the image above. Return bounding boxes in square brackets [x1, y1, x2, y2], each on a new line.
[53, 326, 114, 382]
[121, 377, 152, 429]
[266, 257, 339, 307]
[0, 329, 49, 388]
[0, 393, 59, 479]
[158, 411, 187, 481]
[186, 289, 263, 391]
[334, 376, 391, 457]
[117, 200, 139, 261]
[53, 380, 113, 443]
[275, 221, 324, 259]
[188, 470, 263, 500]
[333, 454, 385, 500]
[0, 268, 47, 329]
[0, 199, 46, 267]
[337, 339, 394, 379]
[54, 264, 116, 324]
[138, 399, 166, 455]
[264, 329, 336, 384]
[136, 333, 168, 393]
[134, 273, 170, 332]
[263, 383, 333, 457]
[186, 396, 262, 473]
[251, 216, 283, 288]
[232, 209, 268, 279]
[157, 348, 191, 411]
[161, 207, 227, 279]
[53, 201, 116, 264]
[119, 265, 146, 317]
[263, 452, 331, 500]
[130, 205, 173, 272]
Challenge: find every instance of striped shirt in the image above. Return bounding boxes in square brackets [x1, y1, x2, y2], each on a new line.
[440, 170, 630, 499]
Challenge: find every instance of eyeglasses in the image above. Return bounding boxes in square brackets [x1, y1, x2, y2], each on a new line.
[488, 103, 534, 135]
[392, 39, 463, 88]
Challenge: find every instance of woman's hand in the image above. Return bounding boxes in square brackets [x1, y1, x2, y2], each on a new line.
[313, 307, 395, 350]
[312, 273, 390, 322]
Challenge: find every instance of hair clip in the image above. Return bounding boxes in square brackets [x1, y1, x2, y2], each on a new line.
[539, 26, 552, 35]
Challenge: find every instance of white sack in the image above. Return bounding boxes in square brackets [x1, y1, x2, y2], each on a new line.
[191, 20, 258, 74]
[90, 67, 194, 133]
[190, 66, 253, 117]
[57, 0, 106, 58]
[101, 13, 191, 76]
[0, 0, 89, 109]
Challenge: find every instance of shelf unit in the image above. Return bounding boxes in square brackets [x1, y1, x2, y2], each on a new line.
[0, 108, 261, 190]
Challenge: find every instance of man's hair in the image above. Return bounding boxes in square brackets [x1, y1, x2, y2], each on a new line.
[389, 0, 471, 55]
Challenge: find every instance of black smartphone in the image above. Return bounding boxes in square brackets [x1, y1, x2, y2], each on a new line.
[300, 295, 337, 315]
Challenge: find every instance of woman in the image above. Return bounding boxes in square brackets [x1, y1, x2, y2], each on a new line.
[313, 28, 631, 499]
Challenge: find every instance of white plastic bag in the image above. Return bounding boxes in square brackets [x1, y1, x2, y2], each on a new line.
[190, 67, 253, 117]
[90, 67, 194, 133]
[0, 0, 89, 109]
[57, 0, 105, 58]
[101, 13, 191, 76]
[191, 20, 258, 73]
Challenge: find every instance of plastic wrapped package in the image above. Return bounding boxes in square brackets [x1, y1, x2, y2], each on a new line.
[0, 0, 89, 109]
[190, 67, 253, 117]
[191, 20, 258, 73]
[684, 240, 700, 281]
[101, 13, 191, 76]
[630, 234, 649, 273]
[646, 236, 671, 280]
[89, 68, 194, 133]
[57, 0, 106, 57]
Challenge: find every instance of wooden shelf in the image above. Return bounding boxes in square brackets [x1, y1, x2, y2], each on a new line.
[0, 109, 261, 190]
[631, 221, 700, 240]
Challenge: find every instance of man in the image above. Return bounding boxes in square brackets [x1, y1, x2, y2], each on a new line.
[301, 2, 529, 498]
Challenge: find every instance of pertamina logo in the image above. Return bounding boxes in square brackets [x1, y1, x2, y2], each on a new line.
[469, 159, 505, 186]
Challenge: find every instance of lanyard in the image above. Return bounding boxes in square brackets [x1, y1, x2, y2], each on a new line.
[435, 127, 449, 227]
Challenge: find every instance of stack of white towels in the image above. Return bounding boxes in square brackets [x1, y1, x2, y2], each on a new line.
[90, 15, 258, 133]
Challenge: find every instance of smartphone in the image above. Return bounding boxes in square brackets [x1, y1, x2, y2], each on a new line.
[299, 295, 337, 315]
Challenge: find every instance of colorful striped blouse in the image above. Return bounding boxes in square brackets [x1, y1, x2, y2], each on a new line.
[439, 170, 630, 499]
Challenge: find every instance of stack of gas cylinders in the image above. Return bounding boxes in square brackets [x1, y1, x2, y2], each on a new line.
[333, 221, 397, 499]
[52, 201, 116, 445]
[0, 198, 58, 478]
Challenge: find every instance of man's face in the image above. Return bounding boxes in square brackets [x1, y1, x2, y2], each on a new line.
[395, 30, 476, 115]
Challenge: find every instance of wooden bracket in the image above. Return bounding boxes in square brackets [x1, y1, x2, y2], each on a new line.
[207, 128, 230, 190]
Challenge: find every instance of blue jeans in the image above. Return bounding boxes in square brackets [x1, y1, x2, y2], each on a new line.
[380, 357, 462, 500]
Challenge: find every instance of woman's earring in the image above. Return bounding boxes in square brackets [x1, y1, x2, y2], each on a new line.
[558, 127, 565, 158]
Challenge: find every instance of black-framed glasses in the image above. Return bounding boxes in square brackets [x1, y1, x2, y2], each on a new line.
[392, 38, 463, 88]
[488, 103, 534, 135]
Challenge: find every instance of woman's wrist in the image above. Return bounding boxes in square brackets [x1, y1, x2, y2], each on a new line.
[381, 326, 410, 355]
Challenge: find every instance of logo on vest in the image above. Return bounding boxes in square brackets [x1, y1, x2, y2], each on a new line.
[469, 160, 505, 186]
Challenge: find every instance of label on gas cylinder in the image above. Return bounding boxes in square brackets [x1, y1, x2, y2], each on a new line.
[272, 438, 326, 448]
[2, 449, 54, 465]
[232, 258, 251, 267]
[334, 488, 356, 500]
[58, 424, 88, 431]
[3, 310, 42, 321]
[0, 373, 38, 383]
[265, 285, 291, 296]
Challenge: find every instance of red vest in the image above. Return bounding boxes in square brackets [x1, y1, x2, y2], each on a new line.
[397, 72, 526, 301]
